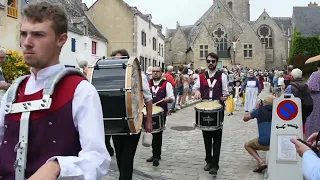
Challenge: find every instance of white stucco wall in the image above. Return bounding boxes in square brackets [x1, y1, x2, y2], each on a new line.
[157, 34, 165, 67]
[60, 31, 107, 67]
[136, 15, 165, 70]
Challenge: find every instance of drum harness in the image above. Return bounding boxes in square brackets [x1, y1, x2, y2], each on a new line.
[4, 68, 85, 180]
[205, 71, 222, 99]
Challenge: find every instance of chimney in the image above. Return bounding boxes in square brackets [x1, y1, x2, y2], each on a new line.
[308, 1, 318, 7]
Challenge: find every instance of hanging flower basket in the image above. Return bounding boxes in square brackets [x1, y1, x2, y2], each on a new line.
[2, 49, 31, 84]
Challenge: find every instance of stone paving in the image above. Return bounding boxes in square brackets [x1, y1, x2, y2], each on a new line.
[105, 89, 271, 180]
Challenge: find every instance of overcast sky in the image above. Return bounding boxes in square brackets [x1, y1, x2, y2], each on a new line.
[84, 0, 316, 30]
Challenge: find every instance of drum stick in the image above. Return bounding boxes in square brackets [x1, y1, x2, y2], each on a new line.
[153, 98, 165, 106]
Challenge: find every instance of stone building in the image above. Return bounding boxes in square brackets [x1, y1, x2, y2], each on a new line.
[86, 0, 165, 71]
[0, 0, 25, 52]
[165, 0, 292, 70]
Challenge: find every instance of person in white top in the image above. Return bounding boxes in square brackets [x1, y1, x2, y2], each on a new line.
[0, 2, 110, 179]
[108, 49, 153, 180]
[277, 71, 285, 95]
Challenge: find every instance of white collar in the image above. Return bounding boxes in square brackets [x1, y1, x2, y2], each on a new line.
[30, 63, 65, 81]
[207, 69, 217, 77]
[153, 79, 162, 86]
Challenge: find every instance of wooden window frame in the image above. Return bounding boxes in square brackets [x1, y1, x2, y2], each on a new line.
[200, 45, 209, 59]
[92, 41, 97, 55]
[7, 0, 18, 19]
[243, 44, 253, 58]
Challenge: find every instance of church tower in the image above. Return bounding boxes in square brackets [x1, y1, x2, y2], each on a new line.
[221, 0, 250, 21]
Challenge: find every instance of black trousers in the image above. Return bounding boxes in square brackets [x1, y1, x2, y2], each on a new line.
[112, 133, 141, 180]
[202, 128, 223, 170]
[151, 117, 166, 159]
[105, 135, 114, 153]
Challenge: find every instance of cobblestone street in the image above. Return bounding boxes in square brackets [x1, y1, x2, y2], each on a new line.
[105, 89, 270, 180]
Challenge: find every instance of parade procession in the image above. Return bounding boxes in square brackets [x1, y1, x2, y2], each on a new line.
[1, 0, 320, 180]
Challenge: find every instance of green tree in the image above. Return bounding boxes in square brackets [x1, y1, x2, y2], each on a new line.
[288, 28, 320, 75]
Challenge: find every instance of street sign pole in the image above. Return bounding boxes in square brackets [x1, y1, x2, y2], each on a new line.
[265, 94, 304, 180]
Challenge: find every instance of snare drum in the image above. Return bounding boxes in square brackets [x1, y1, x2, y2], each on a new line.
[142, 106, 165, 133]
[88, 57, 144, 135]
[194, 101, 224, 131]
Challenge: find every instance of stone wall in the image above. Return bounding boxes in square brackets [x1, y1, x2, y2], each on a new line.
[203, 1, 243, 42]
[0, 3, 22, 53]
[167, 27, 188, 65]
[253, 11, 287, 70]
[86, 0, 134, 56]
[221, 0, 250, 22]
[193, 24, 217, 70]
[235, 24, 266, 70]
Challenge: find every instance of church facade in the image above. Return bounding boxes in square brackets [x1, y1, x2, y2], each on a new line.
[165, 0, 292, 70]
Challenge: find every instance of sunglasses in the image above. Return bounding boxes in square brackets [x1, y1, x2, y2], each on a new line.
[152, 70, 161, 72]
[206, 60, 216, 64]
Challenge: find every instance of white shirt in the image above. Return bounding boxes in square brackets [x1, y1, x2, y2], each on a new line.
[278, 77, 284, 86]
[152, 79, 175, 101]
[0, 64, 110, 179]
[193, 70, 229, 95]
[142, 73, 152, 102]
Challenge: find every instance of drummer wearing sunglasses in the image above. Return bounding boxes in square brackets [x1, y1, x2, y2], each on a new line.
[192, 52, 229, 177]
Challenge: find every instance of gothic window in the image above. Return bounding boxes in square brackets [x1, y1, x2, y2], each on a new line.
[257, 25, 273, 48]
[212, 24, 229, 52]
[228, 1, 233, 10]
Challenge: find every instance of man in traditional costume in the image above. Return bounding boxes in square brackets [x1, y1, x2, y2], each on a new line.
[146, 66, 174, 167]
[0, 2, 110, 179]
[192, 52, 228, 177]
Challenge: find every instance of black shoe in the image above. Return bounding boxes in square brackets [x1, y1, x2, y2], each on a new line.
[209, 168, 218, 176]
[146, 157, 154, 162]
[153, 159, 160, 167]
[204, 163, 211, 171]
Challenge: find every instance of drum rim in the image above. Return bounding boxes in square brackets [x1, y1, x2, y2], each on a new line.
[125, 57, 144, 134]
[88, 57, 144, 134]
[194, 107, 223, 112]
